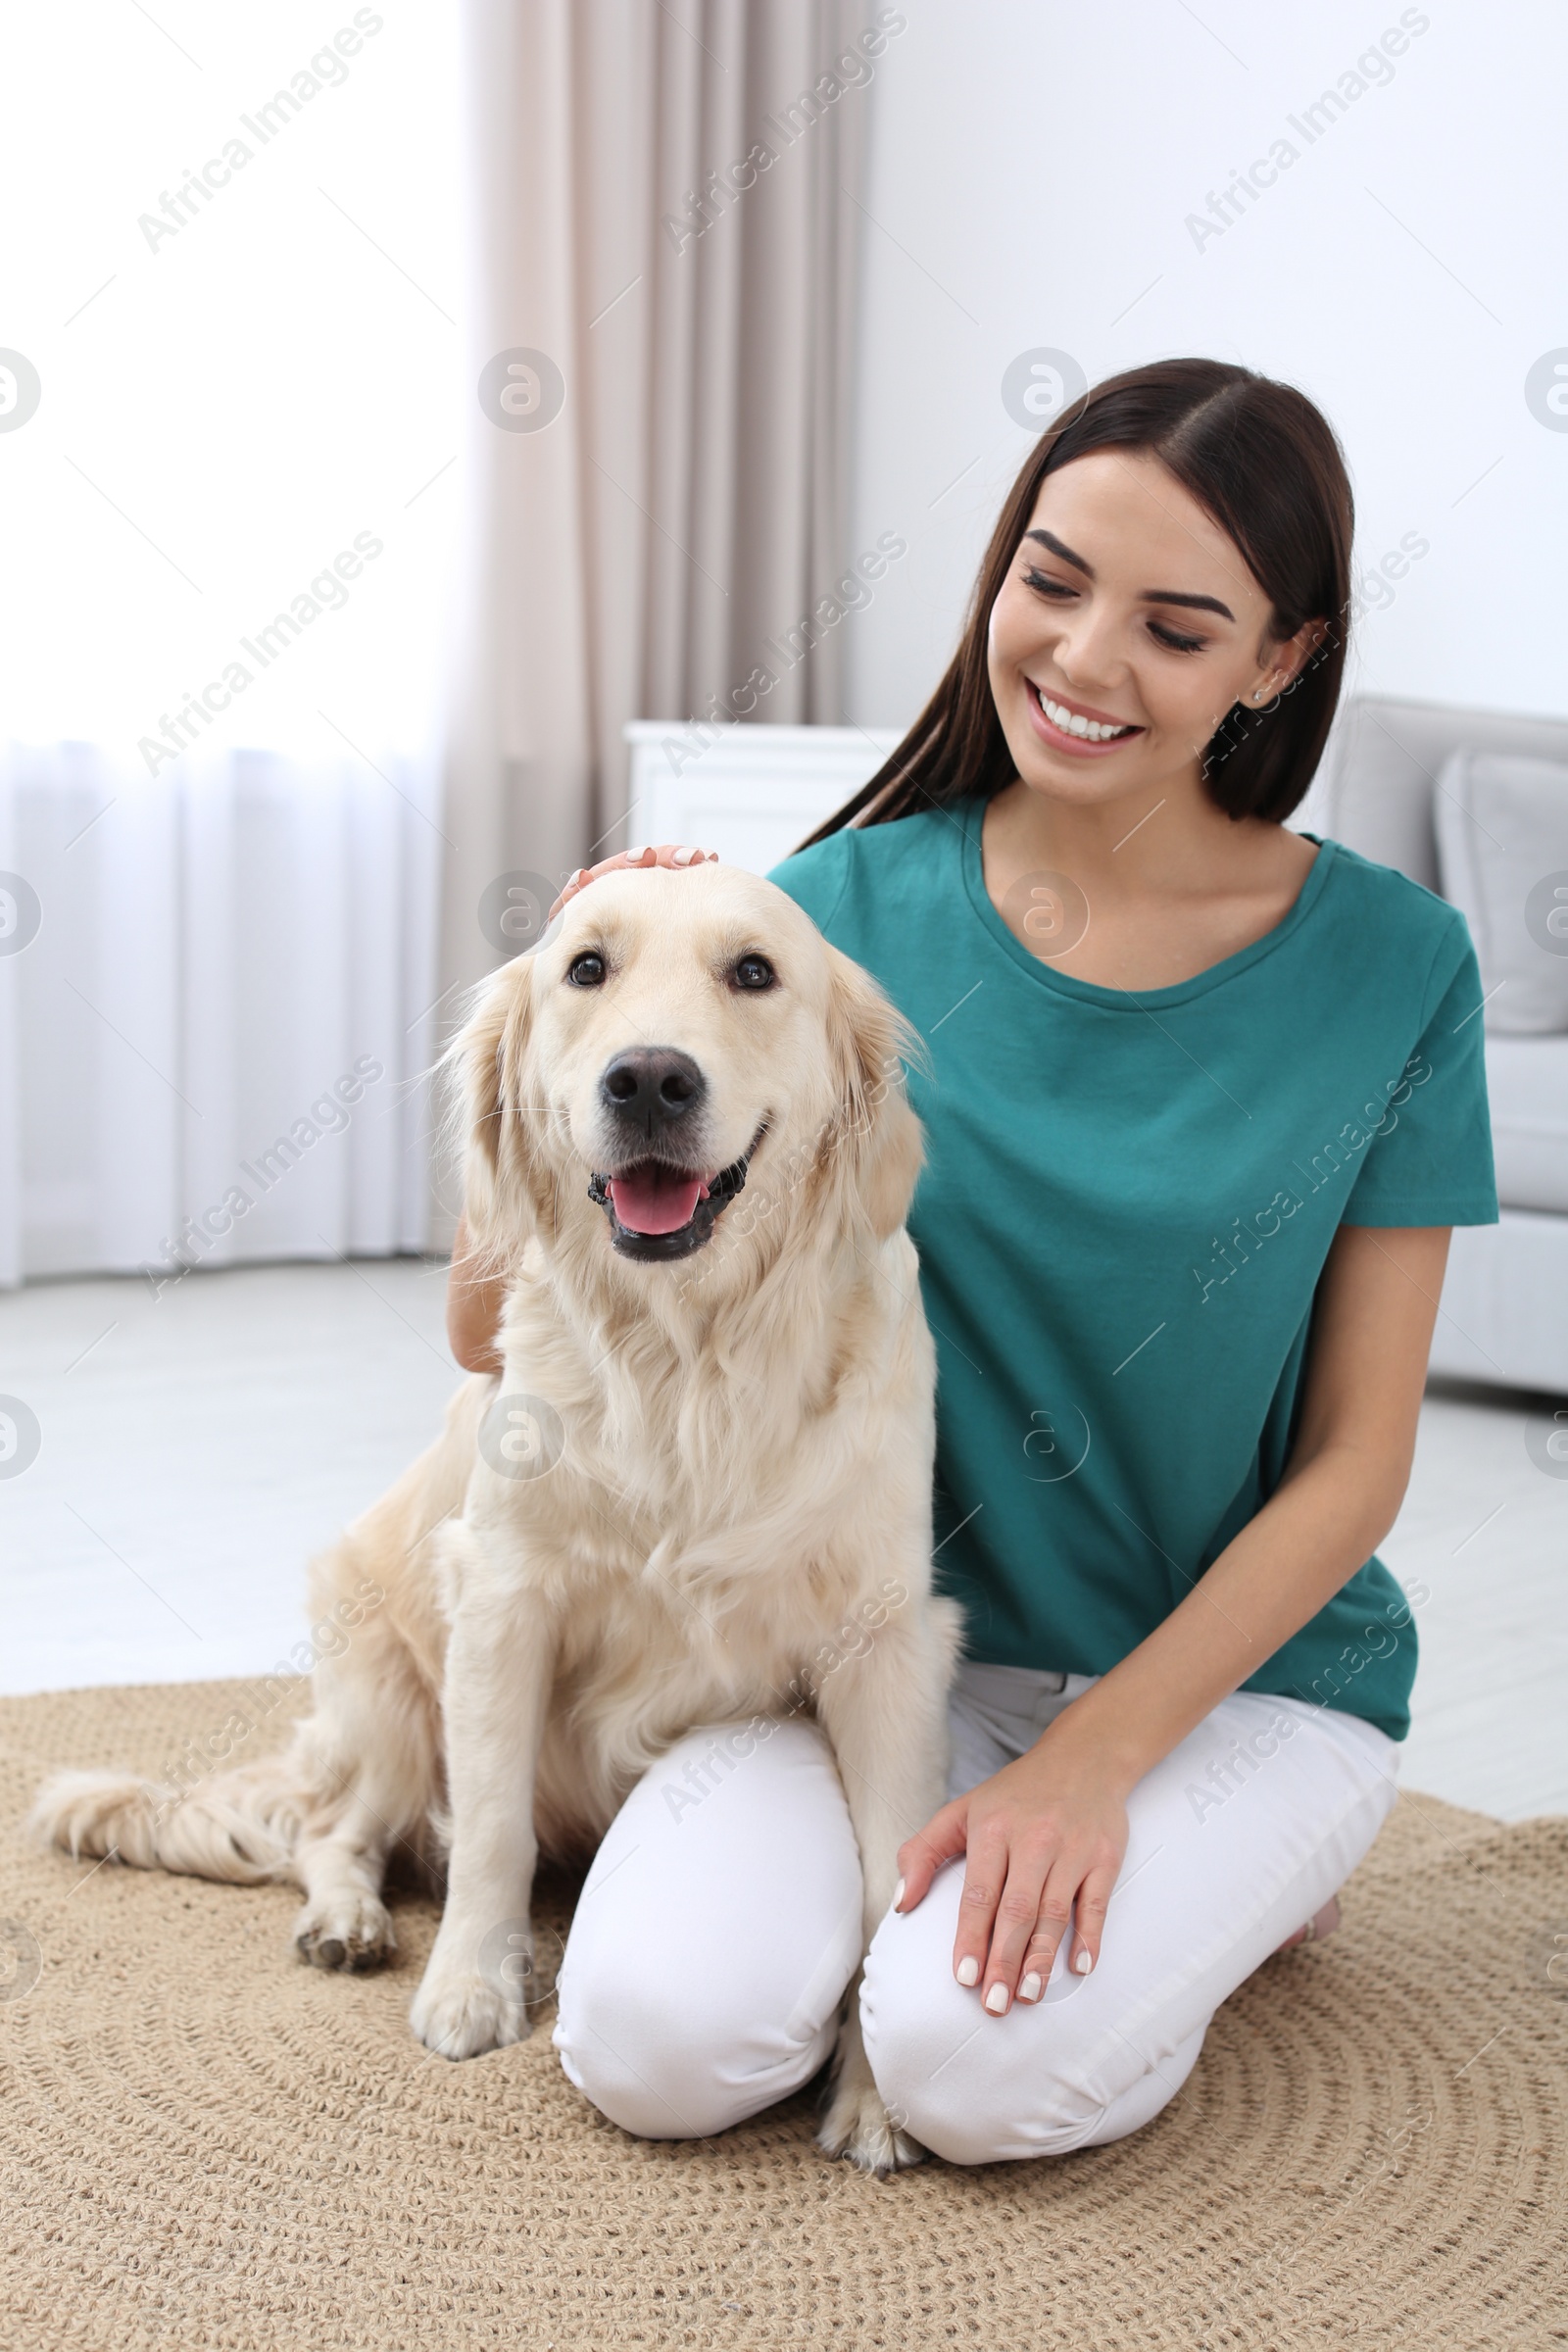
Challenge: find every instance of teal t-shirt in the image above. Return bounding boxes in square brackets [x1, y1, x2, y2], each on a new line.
[771, 797, 1497, 1740]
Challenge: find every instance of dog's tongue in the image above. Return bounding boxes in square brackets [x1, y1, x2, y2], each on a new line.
[608, 1164, 707, 1236]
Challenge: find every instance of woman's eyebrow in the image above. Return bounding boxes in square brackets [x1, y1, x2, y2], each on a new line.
[1025, 527, 1092, 574]
[1142, 587, 1235, 620]
[1025, 527, 1236, 622]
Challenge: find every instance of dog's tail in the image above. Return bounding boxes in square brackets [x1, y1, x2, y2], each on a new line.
[27, 1741, 321, 1886]
[28, 1381, 479, 1895]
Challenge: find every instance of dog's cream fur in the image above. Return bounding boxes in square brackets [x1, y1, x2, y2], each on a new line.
[31, 863, 959, 2172]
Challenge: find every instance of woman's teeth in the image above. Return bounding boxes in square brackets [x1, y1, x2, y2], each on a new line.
[1034, 685, 1135, 742]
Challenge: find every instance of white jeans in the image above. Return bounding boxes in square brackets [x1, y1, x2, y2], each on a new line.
[553, 1662, 1397, 2165]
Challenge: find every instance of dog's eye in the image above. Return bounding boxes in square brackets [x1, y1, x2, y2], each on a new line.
[566, 952, 607, 988]
[731, 954, 776, 992]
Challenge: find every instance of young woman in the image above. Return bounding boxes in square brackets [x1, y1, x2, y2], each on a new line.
[447, 360, 1496, 2165]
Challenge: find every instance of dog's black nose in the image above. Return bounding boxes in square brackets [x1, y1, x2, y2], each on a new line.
[599, 1047, 706, 1134]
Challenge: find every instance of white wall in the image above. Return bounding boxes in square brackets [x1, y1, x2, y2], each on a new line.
[843, 0, 1568, 734]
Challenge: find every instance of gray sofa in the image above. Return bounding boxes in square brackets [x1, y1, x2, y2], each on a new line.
[1316, 694, 1568, 1396]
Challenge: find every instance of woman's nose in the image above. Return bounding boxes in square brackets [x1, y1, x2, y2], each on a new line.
[1044, 604, 1123, 690]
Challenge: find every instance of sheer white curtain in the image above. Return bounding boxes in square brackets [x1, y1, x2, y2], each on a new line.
[0, 9, 463, 1282]
[0, 744, 438, 1286]
[442, 0, 876, 1014]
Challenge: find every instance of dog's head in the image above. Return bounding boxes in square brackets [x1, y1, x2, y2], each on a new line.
[454, 863, 922, 1284]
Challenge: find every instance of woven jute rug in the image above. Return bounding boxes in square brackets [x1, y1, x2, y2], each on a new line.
[1, 1679, 1564, 2351]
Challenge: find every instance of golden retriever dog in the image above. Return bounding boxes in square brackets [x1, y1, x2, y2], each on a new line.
[32, 862, 960, 2174]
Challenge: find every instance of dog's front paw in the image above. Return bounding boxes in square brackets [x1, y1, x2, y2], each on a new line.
[409, 1952, 529, 2059]
[293, 1887, 396, 1972]
[818, 2011, 925, 2175]
[817, 2072, 925, 2176]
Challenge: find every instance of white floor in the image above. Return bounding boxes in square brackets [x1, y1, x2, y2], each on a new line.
[0, 1261, 459, 1693]
[2, 1263, 1563, 1820]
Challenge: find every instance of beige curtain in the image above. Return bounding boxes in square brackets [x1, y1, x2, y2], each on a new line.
[440, 0, 873, 1031]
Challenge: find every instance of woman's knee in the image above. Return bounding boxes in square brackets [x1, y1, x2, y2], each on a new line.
[555, 1906, 862, 2140]
[866, 1997, 1189, 2164]
[554, 1955, 763, 2139]
[860, 1900, 1195, 2165]
[552, 1718, 865, 2140]
[865, 2004, 1102, 2163]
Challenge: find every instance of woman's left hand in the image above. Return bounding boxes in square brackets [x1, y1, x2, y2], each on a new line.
[895, 1726, 1130, 2014]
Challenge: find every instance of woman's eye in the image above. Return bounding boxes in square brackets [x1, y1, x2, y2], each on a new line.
[732, 954, 776, 992]
[1022, 567, 1075, 601]
[1149, 620, 1206, 655]
[566, 951, 606, 987]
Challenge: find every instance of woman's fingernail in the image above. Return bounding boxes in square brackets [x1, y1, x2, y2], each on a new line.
[984, 1983, 1008, 2015]
[1019, 1972, 1042, 2002]
[626, 845, 650, 862]
[1074, 1949, 1094, 1975]
[893, 1878, 906, 1910]
[671, 845, 695, 865]
[956, 1955, 980, 1987]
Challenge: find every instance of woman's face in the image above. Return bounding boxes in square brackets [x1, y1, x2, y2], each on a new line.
[987, 447, 1318, 810]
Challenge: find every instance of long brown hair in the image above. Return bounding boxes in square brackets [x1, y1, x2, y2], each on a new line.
[802, 359, 1353, 843]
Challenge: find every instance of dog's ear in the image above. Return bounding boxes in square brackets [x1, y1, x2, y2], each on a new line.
[447, 956, 547, 1256]
[820, 946, 925, 1242]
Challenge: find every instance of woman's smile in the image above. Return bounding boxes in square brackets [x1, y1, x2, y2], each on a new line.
[1024, 678, 1145, 756]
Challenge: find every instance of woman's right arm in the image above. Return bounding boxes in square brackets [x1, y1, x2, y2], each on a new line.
[446, 1210, 509, 1374]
